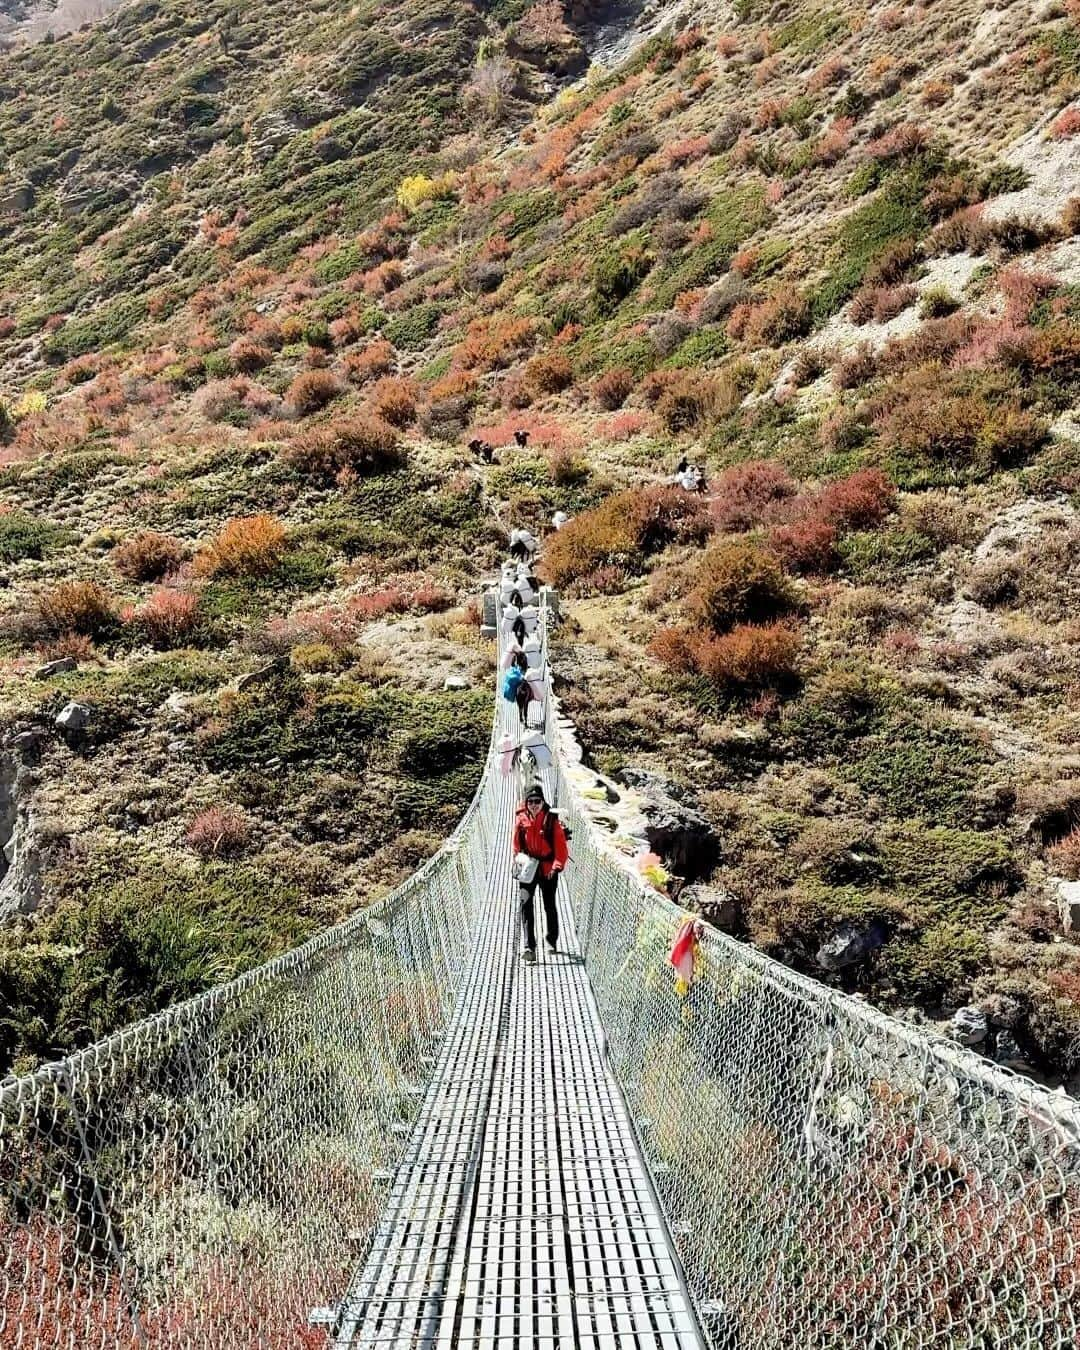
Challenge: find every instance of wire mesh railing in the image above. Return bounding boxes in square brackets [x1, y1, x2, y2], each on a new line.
[2, 559, 1079, 1349]
[542, 596, 1080, 1348]
[0, 712, 501, 1349]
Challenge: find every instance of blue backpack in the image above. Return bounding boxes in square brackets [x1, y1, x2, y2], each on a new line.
[502, 666, 525, 702]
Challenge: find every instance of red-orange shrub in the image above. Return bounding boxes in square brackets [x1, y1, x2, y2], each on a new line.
[131, 589, 202, 648]
[228, 337, 273, 373]
[817, 468, 896, 528]
[39, 581, 116, 638]
[768, 517, 838, 573]
[429, 370, 477, 402]
[361, 260, 404, 296]
[112, 531, 184, 582]
[692, 621, 802, 689]
[285, 414, 404, 481]
[711, 460, 796, 533]
[734, 287, 811, 348]
[690, 539, 796, 634]
[454, 316, 536, 371]
[592, 367, 634, 410]
[195, 515, 287, 579]
[286, 369, 342, 415]
[867, 122, 928, 161]
[370, 375, 418, 427]
[343, 339, 396, 384]
[186, 805, 251, 859]
[656, 373, 715, 431]
[1051, 107, 1080, 139]
[1048, 827, 1080, 879]
[544, 486, 710, 587]
[350, 586, 410, 620]
[525, 352, 574, 395]
[648, 625, 697, 673]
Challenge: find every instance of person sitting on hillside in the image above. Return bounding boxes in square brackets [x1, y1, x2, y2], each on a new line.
[514, 428, 530, 448]
[512, 785, 569, 962]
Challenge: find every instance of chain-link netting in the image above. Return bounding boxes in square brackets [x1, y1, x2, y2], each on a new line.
[545, 677, 1080, 1349]
[4, 571, 1079, 1349]
[0, 716, 501, 1349]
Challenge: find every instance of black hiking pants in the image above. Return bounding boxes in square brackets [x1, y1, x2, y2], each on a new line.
[520, 872, 559, 952]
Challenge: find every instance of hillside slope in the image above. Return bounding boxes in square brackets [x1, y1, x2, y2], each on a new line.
[1, 0, 1079, 1084]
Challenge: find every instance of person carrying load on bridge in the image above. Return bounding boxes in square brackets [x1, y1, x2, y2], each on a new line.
[513, 785, 569, 963]
[502, 651, 528, 706]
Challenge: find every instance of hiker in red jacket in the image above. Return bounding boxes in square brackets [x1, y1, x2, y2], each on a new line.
[512, 785, 569, 963]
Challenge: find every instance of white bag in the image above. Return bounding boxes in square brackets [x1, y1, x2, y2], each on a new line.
[513, 852, 539, 884]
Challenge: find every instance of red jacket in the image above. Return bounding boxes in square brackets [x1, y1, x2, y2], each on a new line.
[512, 805, 569, 879]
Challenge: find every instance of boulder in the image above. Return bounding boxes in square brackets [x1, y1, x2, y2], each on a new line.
[1055, 878, 1080, 935]
[615, 767, 718, 883]
[10, 730, 41, 757]
[0, 761, 43, 920]
[949, 1006, 989, 1046]
[56, 167, 137, 219]
[55, 701, 91, 734]
[815, 920, 887, 971]
[679, 883, 740, 935]
[234, 659, 285, 692]
[34, 657, 76, 680]
[0, 180, 34, 214]
[991, 1030, 1030, 1071]
[443, 674, 470, 691]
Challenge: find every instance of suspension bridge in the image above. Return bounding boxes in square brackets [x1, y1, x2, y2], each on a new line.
[1, 557, 1078, 1349]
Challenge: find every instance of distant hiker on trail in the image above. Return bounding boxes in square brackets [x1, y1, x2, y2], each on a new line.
[514, 429, 530, 448]
[512, 785, 569, 963]
[469, 438, 496, 463]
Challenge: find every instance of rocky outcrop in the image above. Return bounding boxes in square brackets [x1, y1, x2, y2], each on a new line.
[677, 882, 740, 934]
[615, 766, 718, 883]
[0, 178, 34, 214]
[0, 753, 43, 921]
[815, 920, 887, 971]
[56, 166, 139, 219]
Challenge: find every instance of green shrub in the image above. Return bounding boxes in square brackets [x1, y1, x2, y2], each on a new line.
[883, 922, 989, 1005]
[846, 719, 987, 826]
[666, 328, 729, 368]
[384, 302, 444, 350]
[42, 294, 148, 361]
[837, 528, 936, 580]
[783, 667, 896, 758]
[0, 866, 313, 1071]
[593, 238, 654, 315]
[0, 512, 71, 563]
[812, 168, 929, 322]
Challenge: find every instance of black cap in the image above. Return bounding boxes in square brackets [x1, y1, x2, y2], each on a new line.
[525, 787, 544, 802]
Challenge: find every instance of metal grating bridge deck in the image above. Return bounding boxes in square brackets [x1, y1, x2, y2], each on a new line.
[335, 705, 704, 1350]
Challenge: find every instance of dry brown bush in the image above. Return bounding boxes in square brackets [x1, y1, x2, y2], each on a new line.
[112, 531, 184, 582]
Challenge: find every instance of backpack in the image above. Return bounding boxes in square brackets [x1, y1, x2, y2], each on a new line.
[502, 666, 524, 701]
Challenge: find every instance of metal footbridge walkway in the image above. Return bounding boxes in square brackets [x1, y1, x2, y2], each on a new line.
[1, 553, 1079, 1350]
[335, 682, 701, 1349]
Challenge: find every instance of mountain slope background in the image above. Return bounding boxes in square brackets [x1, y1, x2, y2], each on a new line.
[1, 0, 1079, 1085]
